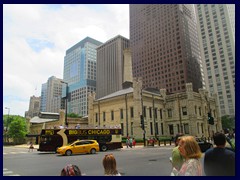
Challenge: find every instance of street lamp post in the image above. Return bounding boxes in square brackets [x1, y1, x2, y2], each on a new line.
[141, 89, 146, 146]
[5, 107, 10, 143]
[5, 107, 10, 132]
[61, 81, 68, 126]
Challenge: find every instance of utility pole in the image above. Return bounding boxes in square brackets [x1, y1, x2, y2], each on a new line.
[141, 89, 146, 146]
[5, 107, 10, 142]
[177, 94, 183, 133]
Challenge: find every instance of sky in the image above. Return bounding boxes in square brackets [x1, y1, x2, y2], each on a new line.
[3, 4, 129, 117]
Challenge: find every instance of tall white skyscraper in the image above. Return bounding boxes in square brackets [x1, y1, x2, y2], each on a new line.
[195, 4, 235, 117]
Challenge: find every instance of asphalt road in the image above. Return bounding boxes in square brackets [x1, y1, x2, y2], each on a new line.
[3, 145, 175, 176]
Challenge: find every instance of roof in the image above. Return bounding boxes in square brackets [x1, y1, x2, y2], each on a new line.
[97, 87, 133, 101]
[30, 116, 58, 124]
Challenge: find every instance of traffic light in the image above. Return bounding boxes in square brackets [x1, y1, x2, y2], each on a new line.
[140, 115, 144, 129]
[208, 113, 214, 125]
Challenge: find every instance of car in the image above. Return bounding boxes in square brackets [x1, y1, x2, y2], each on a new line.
[195, 138, 213, 152]
[56, 140, 100, 156]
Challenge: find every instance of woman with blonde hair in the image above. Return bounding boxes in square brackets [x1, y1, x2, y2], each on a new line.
[172, 136, 202, 176]
[102, 154, 121, 176]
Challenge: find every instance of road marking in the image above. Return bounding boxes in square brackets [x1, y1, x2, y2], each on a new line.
[3, 151, 28, 155]
[8, 174, 21, 176]
[3, 171, 13, 174]
[3, 168, 20, 176]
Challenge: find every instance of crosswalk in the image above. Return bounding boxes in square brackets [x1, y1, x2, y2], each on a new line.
[3, 151, 29, 155]
[3, 168, 20, 176]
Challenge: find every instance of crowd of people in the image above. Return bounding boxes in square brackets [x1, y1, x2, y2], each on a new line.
[170, 132, 235, 176]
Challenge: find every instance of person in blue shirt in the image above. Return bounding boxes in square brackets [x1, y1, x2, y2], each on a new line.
[204, 132, 235, 176]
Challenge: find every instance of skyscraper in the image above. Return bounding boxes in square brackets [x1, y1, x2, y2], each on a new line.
[63, 37, 102, 116]
[45, 76, 64, 113]
[40, 83, 47, 112]
[96, 35, 130, 99]
[195, 4, 235, 117]
[130, 4, 204, 94]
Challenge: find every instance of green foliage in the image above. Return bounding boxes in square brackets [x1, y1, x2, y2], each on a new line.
[67, 113, 81, 118]
[7, 116, 28, 144]
[221, 115, 235, 130]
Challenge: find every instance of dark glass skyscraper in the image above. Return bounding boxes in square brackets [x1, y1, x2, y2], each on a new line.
[130, 4, 204, 94]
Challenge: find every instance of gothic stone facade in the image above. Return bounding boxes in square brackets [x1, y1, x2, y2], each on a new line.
[88, 78, 221, 140]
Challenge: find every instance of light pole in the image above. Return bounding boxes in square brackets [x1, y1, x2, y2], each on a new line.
[5, 107, 10, 143]
[5, 107, 10, 132]
[61, 81, 68, 126]
[141, 89, 146, 146]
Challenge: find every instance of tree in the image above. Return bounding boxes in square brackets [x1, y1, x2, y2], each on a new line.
[221, 115, 235, 130]
[68, 113, 81, 118]
[7, 116, 28, 144]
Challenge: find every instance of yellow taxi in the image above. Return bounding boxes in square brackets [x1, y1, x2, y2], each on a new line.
[56, 140, 99, 156]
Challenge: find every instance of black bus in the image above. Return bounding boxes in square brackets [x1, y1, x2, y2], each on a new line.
[37, 128, 122, 152]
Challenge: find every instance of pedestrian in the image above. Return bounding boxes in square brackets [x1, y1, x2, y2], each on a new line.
[204, 132, 235, 176]
[172, 136, 202, 176]
[126, 137, 129, 148]
[60, 164, 82, 176]
[132, 138, 136, 147]
[102, 154, 121, 176]
[28, 142, 34, 152]
[170, 133, 184, 174]
[129, 137, 133, 148]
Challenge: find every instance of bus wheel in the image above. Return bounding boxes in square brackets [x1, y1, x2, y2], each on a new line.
[90, 148, 96, 154]
[101, 145, 108, 152]
[65, 150, 72, 156]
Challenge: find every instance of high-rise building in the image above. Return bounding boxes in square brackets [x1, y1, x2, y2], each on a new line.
[25, 95, 41, 118]
[40, 83, 47, 112]
[130, 4, 205, 94]
[45, 76, 64, 113]
[96, 35, 130, 99]
[63, 37, 102, 116]
[195, 4, 235, 117]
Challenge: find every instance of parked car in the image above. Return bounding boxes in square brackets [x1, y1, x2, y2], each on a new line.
[57, 140, 99, 156]
[195, 138, 213, 152]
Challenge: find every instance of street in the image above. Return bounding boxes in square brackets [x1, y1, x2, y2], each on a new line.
[3, 145, 176, 176]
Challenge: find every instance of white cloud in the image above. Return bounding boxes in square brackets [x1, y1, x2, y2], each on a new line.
[3, 4, 129, 116]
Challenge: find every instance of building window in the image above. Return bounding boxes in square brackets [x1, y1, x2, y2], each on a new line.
[199, 107, 202, 116]
[154, 108, 158, 118]
[120, 109, 123, 119]
[177, 124, 180, 133]
[143, 106, 146, 117]
[103, 112, 106, 121]
[168, 109, 172, 118]
[121, 123, 124, 136]
[150, 122, 153, 135]
[161, 123, 164, 135]
[182, 107, 187, 116]
[184, 123, 189, 134]
[130, 107, 134, 118]
[160, 109, 163, 119]
[149, 107, 152, 118]
[95, 113, 98, 123]
[169, 124, 174, 135]
[111, 110, 114, 121]
[156, 122, 159, 135]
